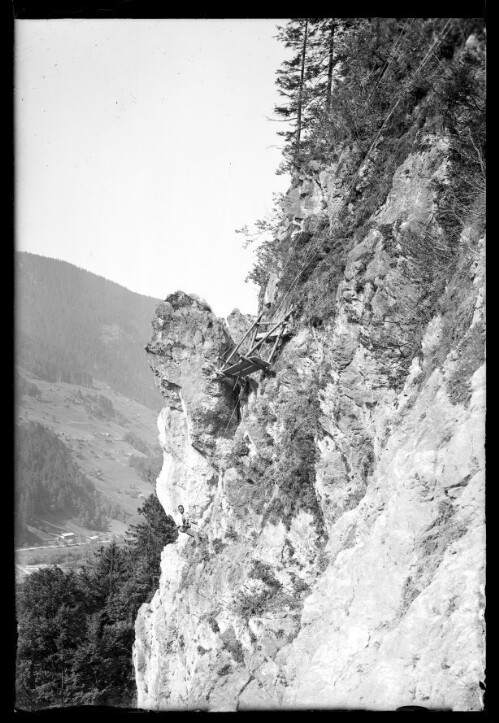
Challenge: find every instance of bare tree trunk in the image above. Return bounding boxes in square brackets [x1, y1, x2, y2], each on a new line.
[295, 18, 309, 158]
[326, 20, 335, 112]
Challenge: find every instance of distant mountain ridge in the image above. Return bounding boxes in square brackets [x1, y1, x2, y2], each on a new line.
[16, 252, 162, 410]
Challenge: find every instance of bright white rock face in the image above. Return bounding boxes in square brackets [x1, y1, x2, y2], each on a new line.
[134, 139, 485, 711]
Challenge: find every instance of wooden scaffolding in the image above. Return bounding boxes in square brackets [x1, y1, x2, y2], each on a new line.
[215, 310, 292, 382]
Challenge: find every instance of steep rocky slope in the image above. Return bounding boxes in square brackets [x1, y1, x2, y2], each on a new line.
[133, 121, 485, 710]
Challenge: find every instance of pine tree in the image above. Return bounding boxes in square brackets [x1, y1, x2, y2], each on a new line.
[274, 19, 312, 164]
[124, 494, 178, 593]
[274, 18, 350, 168]
[16, 568, 88, 709]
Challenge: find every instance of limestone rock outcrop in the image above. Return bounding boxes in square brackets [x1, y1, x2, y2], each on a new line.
[134, 134, 485, 711]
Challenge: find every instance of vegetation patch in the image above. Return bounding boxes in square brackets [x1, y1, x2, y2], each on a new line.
[233, 567, 303, 622]
[421, 230, 483, 392]
[266, 376, 326, 535]
[291, 574, 311, 595]
[225, 526, 239, 542]
[235, 587, 280, 621]
[249, 560, 282, 590]
[123, 430, 149, 454]
[128, 451, 163, 485]
[15, 494, 177, 709]
[241, 19, 484, 348]
[206, 614, 220, 634]
[445, 320, 485, 406]
[399, 500, 468, 616]
[230, 375, 327, 536]
[15, 421, 108, 543]
[16, 372, 42, 400]
[71, 390, 125, 422]
[221, 626, 245, 664]
[296, 232, 349, 328]
[232, 437, 250, 457]
[211, 538, 226, 555]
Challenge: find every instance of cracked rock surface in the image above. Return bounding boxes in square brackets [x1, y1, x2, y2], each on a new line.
[134, 138, 485, 711]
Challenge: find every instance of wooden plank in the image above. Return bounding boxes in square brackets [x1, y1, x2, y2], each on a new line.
[255, 329, 286, 341]
[246, 311, 292, 356]
[220, 356, 270, 377]
[219, 364, 243, 376]
[224, 310, 264, 366]
[267, 323, 284, 364]
[239, 364, 265, 376]
[238, 354, 271, 370]
[247, 324, 258, 351]
[220, 363, 262, 378]
[220, 359, 251, 376]
[220, 355, 262, 374]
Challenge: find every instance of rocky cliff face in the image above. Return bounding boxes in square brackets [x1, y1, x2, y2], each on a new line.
[134, 131, 485, 710]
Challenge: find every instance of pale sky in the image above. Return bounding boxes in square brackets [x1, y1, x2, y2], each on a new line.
[15, 19, 292, 318]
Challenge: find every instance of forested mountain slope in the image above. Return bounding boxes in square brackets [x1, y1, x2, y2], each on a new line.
[16, 252, 162, 410]
[15, 420, 108, 539]
[16, 370, 162, 546]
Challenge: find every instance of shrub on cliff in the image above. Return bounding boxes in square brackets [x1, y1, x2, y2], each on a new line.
[267, 376, 325, 530]
[272, 18, 484, 172]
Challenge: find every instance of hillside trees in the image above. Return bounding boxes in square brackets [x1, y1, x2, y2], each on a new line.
[431, 30, 486, 240]
[274, 19, 308, 157]
[16, 494, 178, 709]
[274, 18, 311, 158]
[128, 451, 163, 485]
[274, 17, 353, 168]
[242, 18, 485, 328]
[273, 18, 484, 173]
[16, 568, 88, 708]
[124, 494, 177, 593]
[15, 421, 107, 544]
